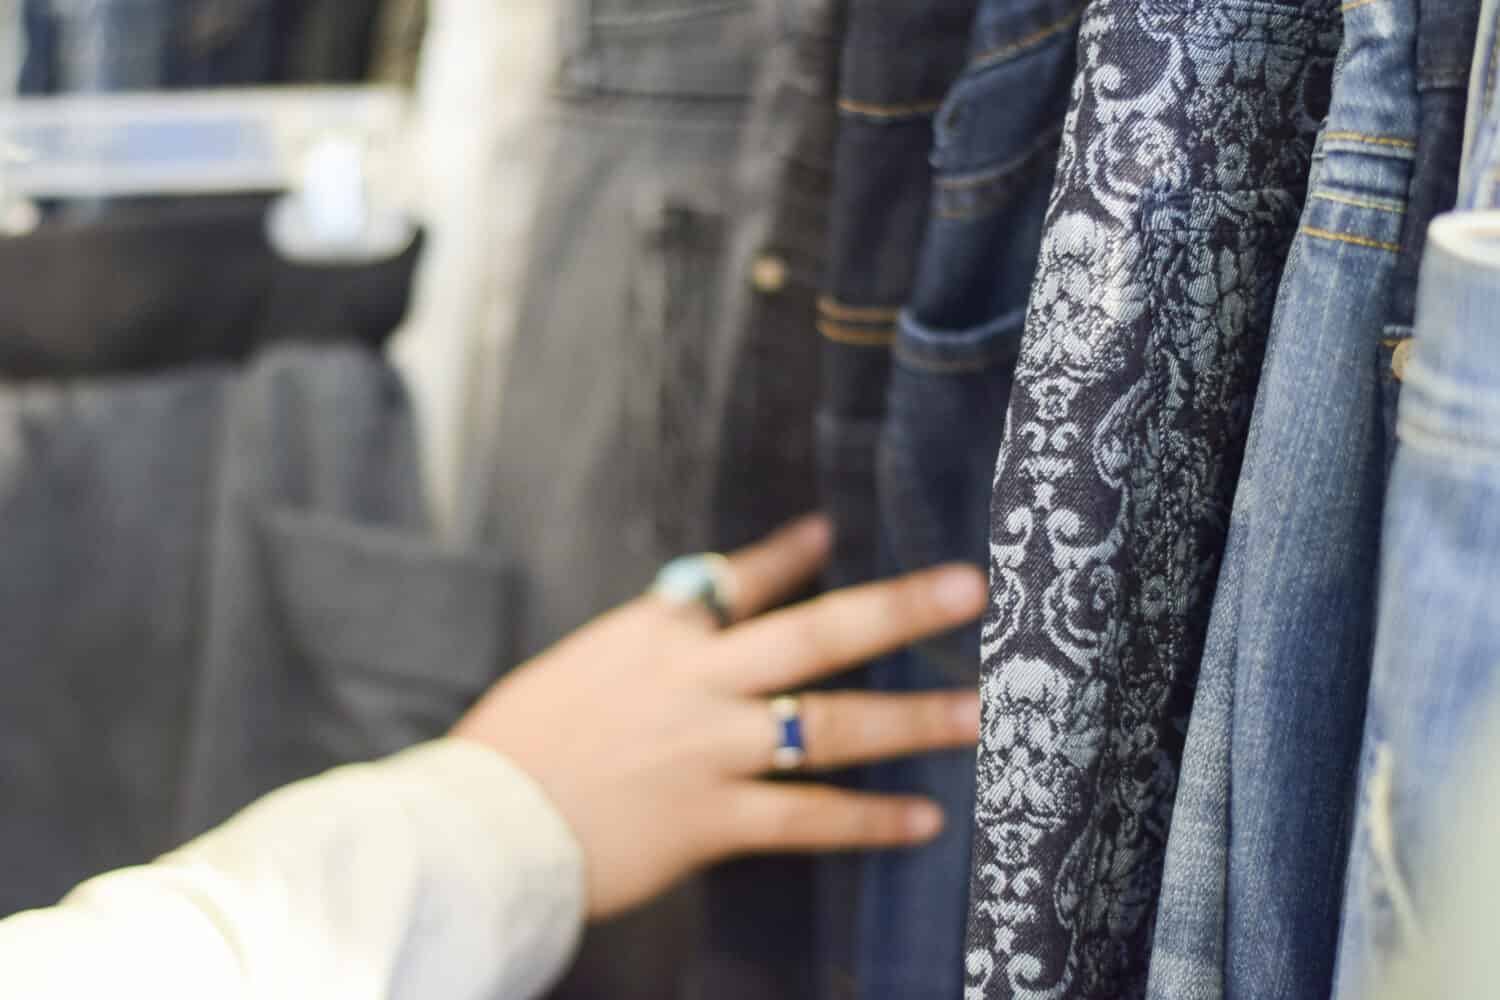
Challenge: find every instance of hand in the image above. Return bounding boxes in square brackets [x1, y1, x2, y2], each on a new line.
[451, 515, 985, 920]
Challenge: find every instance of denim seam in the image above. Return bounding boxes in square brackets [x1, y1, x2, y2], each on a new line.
[1418, 74, 1472, 92]
[969, 5, 1087, 73]
[1310, 191, 1407, 215]
[1340, 0, 1380, 12]
[1401, 360, 1500, 411]
[893, 348, 1019, 373]
[937, 122, 1067, 192]
[1320, 132, 1417, 150]
[817, 297, 901, 322]
[818, 319, 895, 346]
[1300, 226, 1401, 253]
[837, 97, 945, 120]
[936, 128, 1064, 221]
[1397, 416, 1500, 464]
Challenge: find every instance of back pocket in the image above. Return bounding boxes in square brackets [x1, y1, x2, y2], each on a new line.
[259, 506, 511, 766]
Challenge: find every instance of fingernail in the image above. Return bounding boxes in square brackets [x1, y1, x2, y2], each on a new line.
[953, 694, 982, 733]
[908, 804, 945, 839]
[934, 567, 986, 613]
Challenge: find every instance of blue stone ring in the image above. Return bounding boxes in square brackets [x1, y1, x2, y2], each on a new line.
[769, 695, 807, 771]
[651, 553, 738, 628]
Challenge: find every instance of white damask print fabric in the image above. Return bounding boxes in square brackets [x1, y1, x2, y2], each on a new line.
[965, 3, 1340, 998]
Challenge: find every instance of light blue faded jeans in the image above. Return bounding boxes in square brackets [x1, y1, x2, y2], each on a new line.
[1332, 4, 1500, 984]
[1147, 2, 1424, 997]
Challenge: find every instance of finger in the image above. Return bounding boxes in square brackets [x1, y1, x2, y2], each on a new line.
[713, 564, 986, 694]
[718, 514, 833, 623]
[718, 784, 945, 855]
[724, 690, 980, 774]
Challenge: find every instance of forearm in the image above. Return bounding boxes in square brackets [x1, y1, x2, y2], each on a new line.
[0, 739, 585, 1000]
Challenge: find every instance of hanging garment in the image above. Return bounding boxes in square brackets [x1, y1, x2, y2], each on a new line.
[850, 3, 1082, 998]
[1331, 2, 1500, 988]
[1148, 1, 1479, 997]
[816, 2, 977, 995]
[965, 3, 1340, 997]
[818, 0, 975, 593]
[687, 2, 842, 995]
[1368, 695, 1500, 1000]
[0, 343, 508, 914]
[0, 198, 419, 378]
[471, 2, 771, 996]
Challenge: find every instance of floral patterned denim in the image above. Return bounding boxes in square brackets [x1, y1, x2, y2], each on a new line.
[964, 3, 1339, 998]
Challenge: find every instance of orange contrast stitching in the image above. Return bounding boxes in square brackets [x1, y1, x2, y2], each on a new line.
[1301, 226, 1401, 253]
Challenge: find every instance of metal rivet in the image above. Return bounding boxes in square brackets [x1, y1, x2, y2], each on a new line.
[1391, 339, 1413, 382]
[751, 253, 788, 294]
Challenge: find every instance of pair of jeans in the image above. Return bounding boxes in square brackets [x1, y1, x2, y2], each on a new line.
[0, 197, 418, 377]
[1147, 1, 1478, 997]
[851, 4, 1081, 998]
[1329, 214, 1500, 999]
[1331, 2, 1500, 990]
[0, 344, 508, 915]
[816, 3, 976, 996]
[1146, 0, 1411, 994]
[966, 3, 1340, 997]
[473, 2, 772, 996]
[18, 0, 388, 93]
[689, 2, 842, 997]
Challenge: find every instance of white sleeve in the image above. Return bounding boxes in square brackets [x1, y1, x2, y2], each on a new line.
[0, 738, 587, 1000]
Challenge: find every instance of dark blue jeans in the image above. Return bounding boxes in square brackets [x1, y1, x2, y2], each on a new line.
[853, 3, 1081, 998]
[816, 1, 976, 996]
[966, 2, 1340, 997]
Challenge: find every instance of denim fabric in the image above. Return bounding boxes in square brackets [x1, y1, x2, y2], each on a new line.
[688, 3, 842, 997]
[1329, 212, 1500, 1000]
[816, 3, 976, 996]
[966, 3, 1340, 997]
[851, 4, 1081, 998]
[18, 0, 387, 93]
[1461, 0, 1500, 206]
[0, 197, 419, 377]
[473, 3, 769, 996]
[1144, 0, 1455, 994]
[0, 344, 506, 914]
[709, 0, 838, 556]
[819, 0, 976, 592]
[1331, 5, 1500, 988]
[1371, 695, 1500, 1000]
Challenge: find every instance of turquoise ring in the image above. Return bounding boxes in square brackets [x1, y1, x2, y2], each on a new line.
[651, 553, 737, 628]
